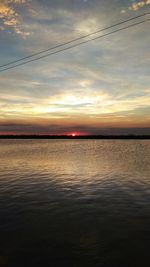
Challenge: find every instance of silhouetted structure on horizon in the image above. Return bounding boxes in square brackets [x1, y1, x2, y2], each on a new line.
[0, 135, 149, 139]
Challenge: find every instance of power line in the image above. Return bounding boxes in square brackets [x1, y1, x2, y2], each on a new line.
[0, 11, 150, 69]
[0, 18, 149, 73]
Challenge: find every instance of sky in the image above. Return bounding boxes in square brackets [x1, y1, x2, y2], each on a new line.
[0, 0, 150, 135]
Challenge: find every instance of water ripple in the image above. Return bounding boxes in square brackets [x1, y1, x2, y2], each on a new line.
[0, 140, 150, 266]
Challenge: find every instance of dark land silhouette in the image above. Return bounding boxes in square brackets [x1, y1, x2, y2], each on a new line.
[0, 134, 149, 139]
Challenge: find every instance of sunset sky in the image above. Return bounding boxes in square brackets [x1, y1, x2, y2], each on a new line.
[0, 0, 150, 135]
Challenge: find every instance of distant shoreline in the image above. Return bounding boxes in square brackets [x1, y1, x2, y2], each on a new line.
[0, 135, 150, 139]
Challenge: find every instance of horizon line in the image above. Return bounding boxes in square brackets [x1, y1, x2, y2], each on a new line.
[0, 134, 149, 140]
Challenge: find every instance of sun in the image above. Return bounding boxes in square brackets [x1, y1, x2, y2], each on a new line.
[71, 133, 76, 137]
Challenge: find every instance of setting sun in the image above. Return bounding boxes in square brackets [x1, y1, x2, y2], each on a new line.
[71, 133, 76, 137]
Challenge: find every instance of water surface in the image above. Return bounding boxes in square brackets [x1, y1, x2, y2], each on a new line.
[0, 140, 150, 266]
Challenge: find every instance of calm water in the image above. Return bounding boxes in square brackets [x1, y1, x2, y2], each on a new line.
[0, 140, 150, 267]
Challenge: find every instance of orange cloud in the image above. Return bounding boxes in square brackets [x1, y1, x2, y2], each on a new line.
[129, 0, 150, 11]
[0, 0, 30, 37]
[0, 1, 18, 25]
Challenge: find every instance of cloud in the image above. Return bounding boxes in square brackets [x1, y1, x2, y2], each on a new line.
[128, 0, 150, 11]
[75, 17, 100, 34]
[0, 2, 18, 25]
[0, 120, 150, 135]
[0, 0, 30, 37]
[9, 1, 26, 3]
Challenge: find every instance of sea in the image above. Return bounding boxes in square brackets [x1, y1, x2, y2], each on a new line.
[0, 139, 150, 266]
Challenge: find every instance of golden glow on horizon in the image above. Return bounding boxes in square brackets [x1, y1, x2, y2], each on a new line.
[1, 90, 150, 116]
